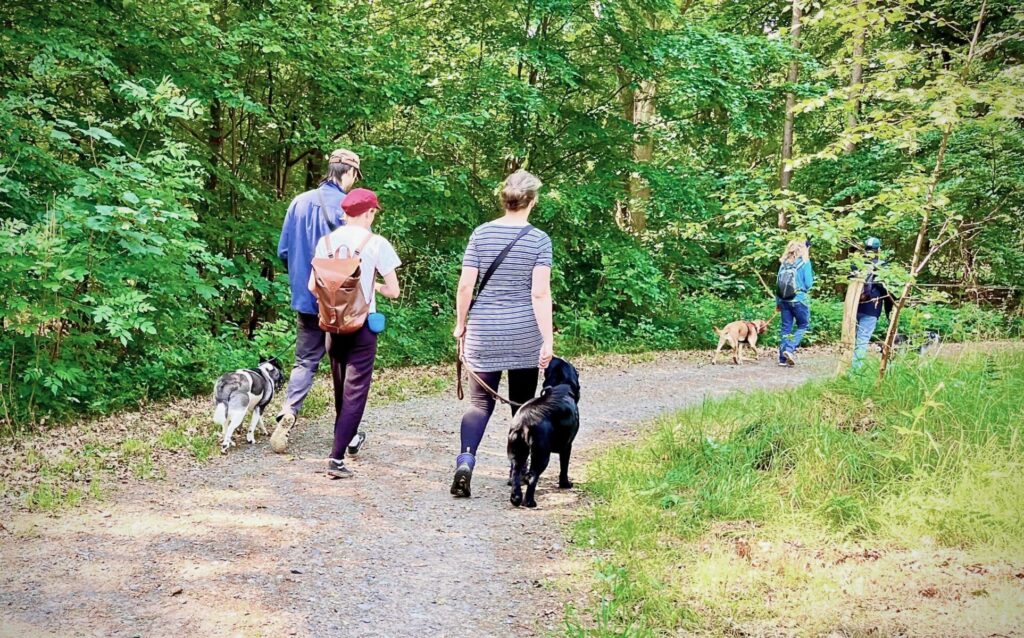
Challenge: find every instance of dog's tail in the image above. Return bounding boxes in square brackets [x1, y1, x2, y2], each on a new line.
[712, 326, 722, 335]
[213, 402, 228, 426]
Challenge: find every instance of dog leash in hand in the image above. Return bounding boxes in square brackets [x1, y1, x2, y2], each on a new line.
[265, 333, 298, 364]
[456, 337, 524, 408]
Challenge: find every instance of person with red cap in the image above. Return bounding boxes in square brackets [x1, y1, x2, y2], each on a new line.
[272, 149, 361, 454]
[307, 188, 401, 478]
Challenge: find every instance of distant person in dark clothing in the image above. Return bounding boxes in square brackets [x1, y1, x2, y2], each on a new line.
[853, 237, 894, 369]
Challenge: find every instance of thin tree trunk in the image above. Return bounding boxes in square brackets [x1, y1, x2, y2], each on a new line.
[844, 0, 865, 155]
[615, 66, 636, 229]
[878, 0, 987, 382]
[207, 98, 223, 192]
[628, 79, 656, 233]
[305, 154, 317, 190]
[779, 0, 802, 229]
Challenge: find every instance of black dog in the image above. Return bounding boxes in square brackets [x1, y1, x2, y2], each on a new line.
[508, 357, 580, 508]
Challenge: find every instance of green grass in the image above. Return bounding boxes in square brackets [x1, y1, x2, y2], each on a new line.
[22, 452, 106, 510]
[155, 415, 220, 461]
[8, 367, 450, 511]
[569, 347, 1024, 636]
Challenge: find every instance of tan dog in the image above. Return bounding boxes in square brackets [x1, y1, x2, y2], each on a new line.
[712, 319, 769, 365]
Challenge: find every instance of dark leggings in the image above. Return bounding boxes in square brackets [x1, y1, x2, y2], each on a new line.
[459, 368, 539, 455]
[327, 325, 378, 460]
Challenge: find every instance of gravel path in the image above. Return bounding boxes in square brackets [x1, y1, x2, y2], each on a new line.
[0, 351, 832, 637]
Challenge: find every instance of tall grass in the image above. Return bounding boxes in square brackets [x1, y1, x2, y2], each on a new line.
[571, 347, 1024, 635]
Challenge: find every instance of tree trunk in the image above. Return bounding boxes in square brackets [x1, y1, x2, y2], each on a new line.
[206, 98, 223, 193]
[779, 0, 802, 228]
[305, 153, 317, 190]
[843, 0, 865, 155]
[628, 79, 657, 233]
[876, 137, 949, 381]
[878, 0, 987, 382]
[615, 66, 636, 229]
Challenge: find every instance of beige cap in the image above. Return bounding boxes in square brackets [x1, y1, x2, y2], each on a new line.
[328, 148, 362, 178]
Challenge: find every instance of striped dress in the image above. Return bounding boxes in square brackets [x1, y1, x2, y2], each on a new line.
[463, 222, 553, 372]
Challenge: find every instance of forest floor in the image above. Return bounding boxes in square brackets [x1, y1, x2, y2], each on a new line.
[0, 347, 834, 637]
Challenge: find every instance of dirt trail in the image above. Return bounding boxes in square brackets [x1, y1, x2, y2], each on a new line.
[0, 352, 832, 637]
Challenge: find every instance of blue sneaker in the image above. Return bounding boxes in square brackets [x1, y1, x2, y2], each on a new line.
[450, 452, 475, 498]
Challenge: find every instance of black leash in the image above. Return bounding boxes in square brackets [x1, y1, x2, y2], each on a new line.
[264, 333, 298, 364]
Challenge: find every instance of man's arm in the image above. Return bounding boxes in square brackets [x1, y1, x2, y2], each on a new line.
[277, 199, 297, 268]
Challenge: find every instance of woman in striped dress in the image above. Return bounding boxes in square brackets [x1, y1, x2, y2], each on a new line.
[450, 170, 554, 497]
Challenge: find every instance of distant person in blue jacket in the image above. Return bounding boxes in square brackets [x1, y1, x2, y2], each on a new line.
[775, 239, 814, 367]
[270, 148, 362, 454]
[852, 237, 893, 369]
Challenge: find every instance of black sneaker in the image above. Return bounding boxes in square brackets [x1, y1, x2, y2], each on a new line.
[326, 458, 353, 479]
[347, 432, 366, 456]
[450, 452, 475, 498]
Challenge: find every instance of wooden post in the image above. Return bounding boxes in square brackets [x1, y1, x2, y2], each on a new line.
[839, 278, 864, 373]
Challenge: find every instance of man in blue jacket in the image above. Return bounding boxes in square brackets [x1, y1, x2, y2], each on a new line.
[852, 237, 894, 369]
[271, 148, 361, 453]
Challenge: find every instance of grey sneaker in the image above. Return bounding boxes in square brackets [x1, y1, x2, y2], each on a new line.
[270, 413, 295, 454]
[783, 351, 796, 367]
[327, 458, 353, 479]
[347, 432, 366, 456]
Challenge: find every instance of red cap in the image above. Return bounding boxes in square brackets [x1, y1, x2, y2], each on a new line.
[341, 188, 381, 217]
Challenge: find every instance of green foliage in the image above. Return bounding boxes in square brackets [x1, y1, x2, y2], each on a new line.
[1, 0, 1021, 427]
[572, 346, 1024, 635]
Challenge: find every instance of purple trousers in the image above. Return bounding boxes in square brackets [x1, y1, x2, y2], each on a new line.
[327, 324, 378, 460]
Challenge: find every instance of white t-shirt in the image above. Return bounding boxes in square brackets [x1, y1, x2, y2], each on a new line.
[312, 226, 401, 312]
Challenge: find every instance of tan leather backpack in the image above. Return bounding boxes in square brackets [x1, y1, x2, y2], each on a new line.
[311, 232, 374, 334]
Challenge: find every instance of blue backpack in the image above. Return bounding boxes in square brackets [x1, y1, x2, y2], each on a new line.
[777, 260, 801, 300]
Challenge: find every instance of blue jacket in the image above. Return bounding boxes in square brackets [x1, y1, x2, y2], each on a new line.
[277, 182, 346, 315]
[777, 258, 814, 305]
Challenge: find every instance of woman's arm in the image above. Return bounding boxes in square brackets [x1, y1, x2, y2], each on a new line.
[453, 266, 478, 338]
[375, 270, 401, 299]
[531, 265, 553, 368]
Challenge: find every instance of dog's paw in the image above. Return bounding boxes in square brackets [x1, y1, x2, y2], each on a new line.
[510, 491, 523, 507]
[559, 479, 574, 489]
[246, 434, 256, 444]
[220, 444, 229, 455]
[524, 498, 537, 509]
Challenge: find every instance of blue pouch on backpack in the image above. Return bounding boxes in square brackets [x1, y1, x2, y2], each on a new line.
[367, 312, 386, 334]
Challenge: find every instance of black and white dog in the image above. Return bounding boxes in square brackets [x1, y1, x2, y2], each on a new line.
[879, 331, 942, 356]
[213, 360, 284, 454]
[508, 357, 581, 508]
